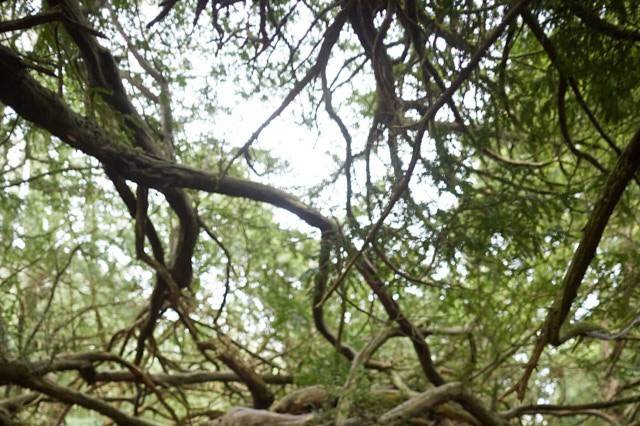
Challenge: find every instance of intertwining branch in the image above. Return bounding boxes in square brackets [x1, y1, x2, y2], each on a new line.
[1, 0, 640, 424]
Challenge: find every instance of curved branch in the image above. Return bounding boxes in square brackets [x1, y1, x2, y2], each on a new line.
[0, 362, 157, 426]
[94, 370, 293, 386]
[514, 126, 640, 399]
[320, 0, 534, 305]
[379, 382, 506, 426]
[0, 41, 503, 426]
[224, 1, 351, 174]
[557, 78, 608, 174]
[567, 1, 640, 42]
[546, 126, 640, 344]
[523, 10, 624, 157]
[504, 393, 640, 418]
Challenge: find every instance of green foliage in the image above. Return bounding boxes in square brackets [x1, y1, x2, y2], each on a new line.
[1, 0, 640, 425]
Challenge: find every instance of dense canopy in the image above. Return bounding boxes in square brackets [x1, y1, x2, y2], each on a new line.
[1, 0, 640, 425]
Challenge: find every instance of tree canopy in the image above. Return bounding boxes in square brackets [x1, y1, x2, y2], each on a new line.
[1, 0, 640, 425]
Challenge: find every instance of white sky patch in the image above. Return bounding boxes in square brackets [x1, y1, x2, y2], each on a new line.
[172, 18, 457, 234]
[575, 292, 600, 320]
[200, 269, 229, 305]
[405, 285, 424, 298]
[514, 352, 528, 363]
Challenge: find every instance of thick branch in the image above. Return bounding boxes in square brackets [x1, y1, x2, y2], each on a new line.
[504, 393, 640, 418]
[567, 1, 640, 42]
[94, 370, 293, 386]
[546, 126, 640, 345]
[379, 382, 506, 426]
[514, 126, 640, 399]
[0, 44, 332, 231]
[0, 362, 157, 426]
